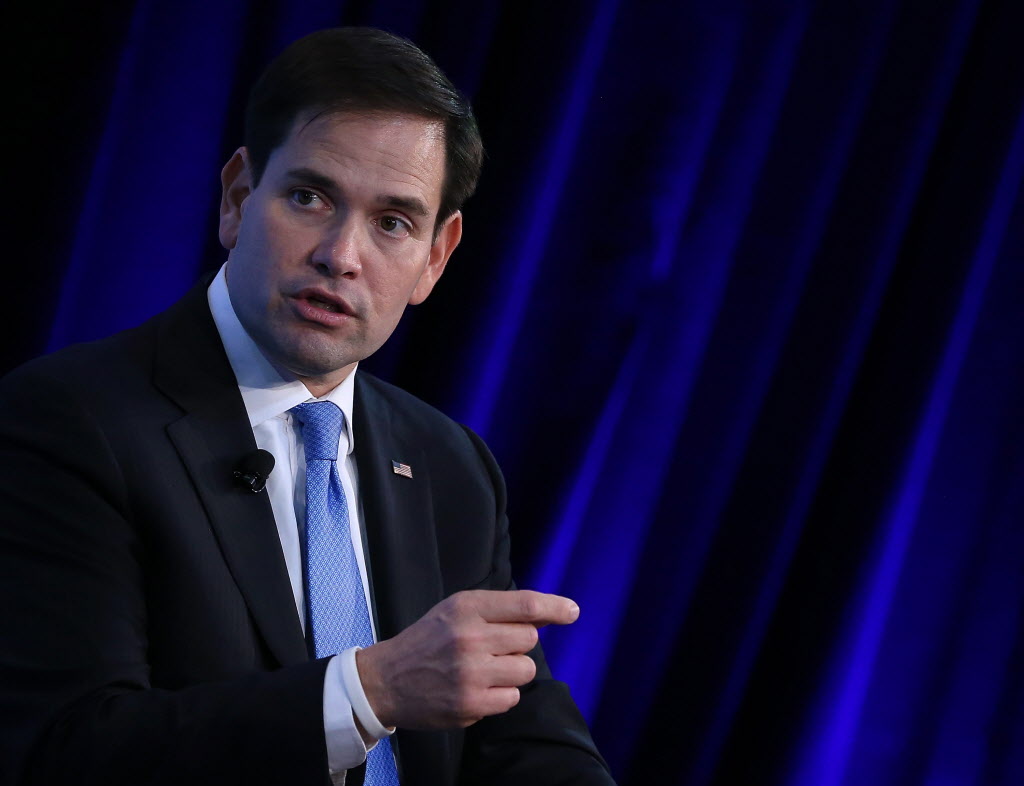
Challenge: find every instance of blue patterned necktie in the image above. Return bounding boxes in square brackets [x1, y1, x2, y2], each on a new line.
[291, 401, 400, 785]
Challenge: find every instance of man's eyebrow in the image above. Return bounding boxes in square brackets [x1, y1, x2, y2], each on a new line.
[284, 167, 338, 194]
[379, 194, 431, 219]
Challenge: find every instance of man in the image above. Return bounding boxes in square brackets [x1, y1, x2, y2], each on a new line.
[0, 28, 614, 786]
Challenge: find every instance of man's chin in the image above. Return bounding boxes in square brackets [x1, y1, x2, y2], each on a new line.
[259, 341, 360, 385]
[285, 357, 358, 381]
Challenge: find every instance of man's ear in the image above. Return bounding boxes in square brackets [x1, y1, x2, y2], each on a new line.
[409, 211, 463, 305]
[219, 147, 253, 250]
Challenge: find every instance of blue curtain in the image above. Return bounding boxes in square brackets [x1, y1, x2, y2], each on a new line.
[7, 1, 1024, 784]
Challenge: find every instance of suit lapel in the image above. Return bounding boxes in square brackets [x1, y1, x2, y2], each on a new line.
[352, 376, 444, 639]
[153, 283, 308, 667]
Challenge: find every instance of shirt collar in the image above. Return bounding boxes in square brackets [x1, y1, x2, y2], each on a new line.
[206, 263, 357, 454]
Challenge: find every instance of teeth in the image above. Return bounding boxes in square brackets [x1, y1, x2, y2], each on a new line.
[309, 297, 339, 312]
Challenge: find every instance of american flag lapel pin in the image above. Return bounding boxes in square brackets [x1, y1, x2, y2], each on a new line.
[391, 460, 413, 479]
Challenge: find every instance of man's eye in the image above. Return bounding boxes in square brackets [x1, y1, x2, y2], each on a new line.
[290, 189, 321, 207]
[376, 216, 410, 237]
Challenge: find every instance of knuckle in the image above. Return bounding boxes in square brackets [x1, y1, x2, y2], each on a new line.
[450, 652, 471, 684]
[438, 620, 460, 651]
[453, 653, 486, 690]
[451, 621, 482, 656]
[432, 600, 457, 630]
[451, 684, 475, 716]
[452, 635, 472, 659]
[447, 592, 469, 616]
[519, 592, 539, 619]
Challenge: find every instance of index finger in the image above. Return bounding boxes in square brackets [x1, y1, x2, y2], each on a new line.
[468, 589, 580, 626]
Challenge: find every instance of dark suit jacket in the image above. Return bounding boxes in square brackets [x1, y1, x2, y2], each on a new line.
[0, 283, 613, 786]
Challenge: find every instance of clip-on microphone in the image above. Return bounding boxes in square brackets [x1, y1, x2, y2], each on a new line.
[233, 449, 275, 493]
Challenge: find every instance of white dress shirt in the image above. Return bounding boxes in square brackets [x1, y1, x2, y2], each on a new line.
[207, 264, 391, 781]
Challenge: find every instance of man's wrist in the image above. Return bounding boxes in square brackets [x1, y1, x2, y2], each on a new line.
[341, 646, 394, 741]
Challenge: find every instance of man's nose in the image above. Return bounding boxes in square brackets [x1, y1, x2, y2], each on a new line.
[311, 217, 364, 278]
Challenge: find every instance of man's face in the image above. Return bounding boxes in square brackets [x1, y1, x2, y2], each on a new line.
[218, 111, 461, 394]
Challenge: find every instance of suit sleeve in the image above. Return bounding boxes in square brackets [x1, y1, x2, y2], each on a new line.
[0, 367, 332, 786]
[454, 427, 617, 786]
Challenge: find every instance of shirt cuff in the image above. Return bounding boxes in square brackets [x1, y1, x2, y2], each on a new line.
[323, 648, 394, 776]
[340, 645, 395, 740]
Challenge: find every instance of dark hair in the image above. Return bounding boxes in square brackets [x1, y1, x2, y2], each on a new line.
[244, 27, 483, 231]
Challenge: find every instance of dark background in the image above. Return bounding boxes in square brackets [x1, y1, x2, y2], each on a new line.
[4, 1, 1024, 784]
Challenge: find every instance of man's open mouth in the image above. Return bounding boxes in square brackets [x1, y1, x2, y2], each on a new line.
[308, 296, 342, 313]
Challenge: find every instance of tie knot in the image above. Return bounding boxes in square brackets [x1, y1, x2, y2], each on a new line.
[291, 401, 344, 461]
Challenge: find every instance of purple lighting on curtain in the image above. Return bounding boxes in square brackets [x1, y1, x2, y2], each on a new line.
[788, 80, 1024, 786]
[47, 0, 249, 351]
[535, 3, 816, 725]
[530, 322, 650, 600]
[528, 19, 742, 721]
[461, 0, 620, 437]
[529, 6, 740, 609]
[691, 2, 980, 784]
[916, 464, 1024, 785]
